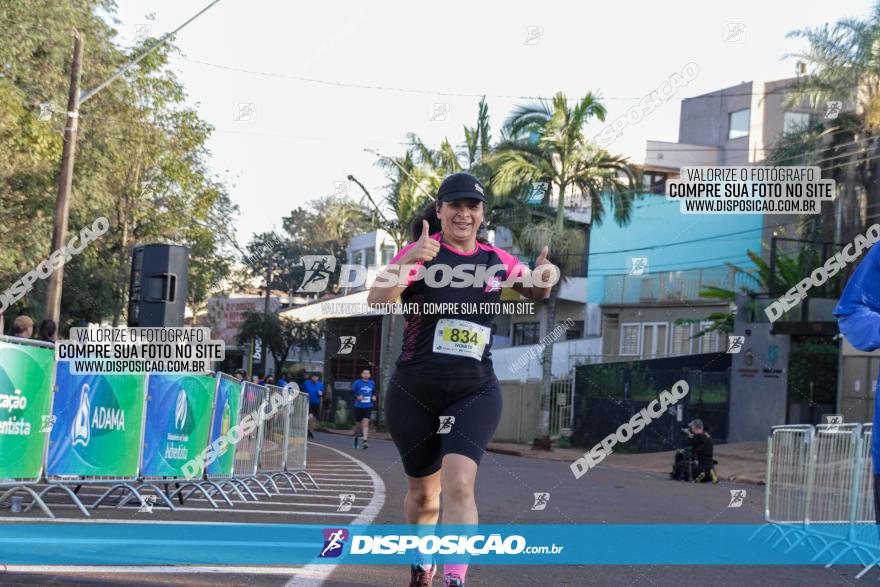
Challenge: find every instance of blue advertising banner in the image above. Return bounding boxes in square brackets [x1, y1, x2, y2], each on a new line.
[0, 524, 875, 566]
[205, 374, 242, 477]
[140, 373, 215, 478]
[46, 361, 146, 477]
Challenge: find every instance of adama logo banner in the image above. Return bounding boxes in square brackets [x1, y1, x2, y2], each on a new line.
[47, 361, 146, 477]
[141, 373, 215, 478]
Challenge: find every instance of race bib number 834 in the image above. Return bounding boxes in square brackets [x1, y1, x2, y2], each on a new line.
[433, 319, 491, 361]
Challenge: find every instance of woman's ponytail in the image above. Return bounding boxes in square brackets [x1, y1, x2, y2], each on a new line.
[410, 200, 442, 242]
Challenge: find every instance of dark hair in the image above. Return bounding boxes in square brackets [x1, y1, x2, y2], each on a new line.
[37, 318, 56, 341]
[409, 200, 490, 244]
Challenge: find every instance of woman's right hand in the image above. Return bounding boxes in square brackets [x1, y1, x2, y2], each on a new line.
[400, 220, 440, 264]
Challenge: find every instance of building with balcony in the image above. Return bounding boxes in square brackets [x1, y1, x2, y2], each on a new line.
[588, 76, 831, 365]
[586, 187, 764, 362]
[645, 76, 825, 252]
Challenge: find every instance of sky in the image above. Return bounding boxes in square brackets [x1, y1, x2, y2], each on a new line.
[109, 0, 876, 248]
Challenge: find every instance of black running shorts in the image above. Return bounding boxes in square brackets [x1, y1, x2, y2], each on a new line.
[384, 367, 503, 477]
[354, 407, 372, 421]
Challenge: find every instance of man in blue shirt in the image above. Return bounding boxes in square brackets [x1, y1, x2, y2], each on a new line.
[302, 373, 324, 439]
[834, 231, 880, 523]
[351, 369, 376, 449]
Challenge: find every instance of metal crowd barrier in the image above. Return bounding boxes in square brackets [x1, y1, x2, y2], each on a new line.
[104, 373, 220, 512]
[0, 352, 317, 517]
[283, 389, 319, 490]
[0, 336, 58, 518]
[199, 374, 250, 503]
[752, 423, 880, 578]
[231, 382, 271, 497]
[33, 361, 150, 518]
[256, 384, 288, 493]
[168, 374, 237, 508]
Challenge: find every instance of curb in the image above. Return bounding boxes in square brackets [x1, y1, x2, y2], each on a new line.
[318, 428, 766, 485]
[320, 428, 536, 458]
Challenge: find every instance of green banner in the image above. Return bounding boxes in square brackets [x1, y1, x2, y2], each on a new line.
[0, 341, 55, 480]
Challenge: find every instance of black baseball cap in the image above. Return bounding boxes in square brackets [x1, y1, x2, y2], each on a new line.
[437, 172, 487, 203]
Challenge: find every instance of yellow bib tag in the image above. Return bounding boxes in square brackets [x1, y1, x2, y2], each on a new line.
[432, 319, 491, 361]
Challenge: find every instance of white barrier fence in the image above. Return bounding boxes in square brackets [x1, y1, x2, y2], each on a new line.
[753, 423, 880, 578]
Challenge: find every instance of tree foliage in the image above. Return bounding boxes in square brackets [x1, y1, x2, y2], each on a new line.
[0, 1, 239, 334]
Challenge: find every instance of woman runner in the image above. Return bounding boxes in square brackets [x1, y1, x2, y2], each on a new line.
[367, 172, 556, 587]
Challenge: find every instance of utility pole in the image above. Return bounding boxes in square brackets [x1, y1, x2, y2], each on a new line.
[40, 1, 222, 327]
[44, 32, 84, 326]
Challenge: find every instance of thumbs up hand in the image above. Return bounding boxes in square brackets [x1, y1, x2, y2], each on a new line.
[402, 220, 441, 263]
[536, 245, 549, 267]
[529, 245, 557, 300]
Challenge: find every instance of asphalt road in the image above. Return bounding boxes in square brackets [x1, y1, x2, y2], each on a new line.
[0, 431, 869, 586]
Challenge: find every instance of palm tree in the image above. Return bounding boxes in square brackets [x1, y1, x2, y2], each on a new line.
[489, 92, 640, 448]
[680, 247, 836, 337]
[774, 3, 880, 247]
[349, 98, 497, 247]
[348, 149, 433, 249]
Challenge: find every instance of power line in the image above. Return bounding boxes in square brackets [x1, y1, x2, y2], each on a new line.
[82, 1, 223, 103]
[588, 254, 755, 274]
[173, 56, 832, 104]
[587, 219, 800, 256]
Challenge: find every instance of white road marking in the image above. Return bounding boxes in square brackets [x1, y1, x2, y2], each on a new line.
[1, 565, 330, 576]
[8, 502, 364, 517]
[0, 444, 385, 585]
[284, 442, 385, 587]
[27, 497, 368, 510]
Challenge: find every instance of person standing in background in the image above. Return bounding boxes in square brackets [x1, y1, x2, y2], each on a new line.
[36, 318, 56, 342]
[302, 372, 324, 439]
[351, 369, 376, 449]
[12, 315, 33, 339]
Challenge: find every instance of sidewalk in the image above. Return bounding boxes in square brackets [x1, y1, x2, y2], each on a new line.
[320, 427, 768, 485]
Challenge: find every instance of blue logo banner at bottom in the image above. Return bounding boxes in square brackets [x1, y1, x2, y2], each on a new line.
[1, 524, 878, 565]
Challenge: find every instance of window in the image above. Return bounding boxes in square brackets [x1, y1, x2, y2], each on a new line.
[696, 321, 720, 353]
[355, 248, 376, 267]
[641, 172, 667, 195]
[728, 109, 750, 139]
[670, 323, 692, 356]
[565, 320, 584, 340]
[783, 111, 811, 135]
[513, 322, 540, 346]
[641, 322, 668, 359]
[620, 323, 640, 356]
[381, 245, 396, 265]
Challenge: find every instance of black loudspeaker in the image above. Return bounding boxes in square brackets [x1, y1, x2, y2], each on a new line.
[127, 244, 189, 327]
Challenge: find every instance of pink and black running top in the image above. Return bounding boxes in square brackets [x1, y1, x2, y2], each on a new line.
[390, 232, 526, 380]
